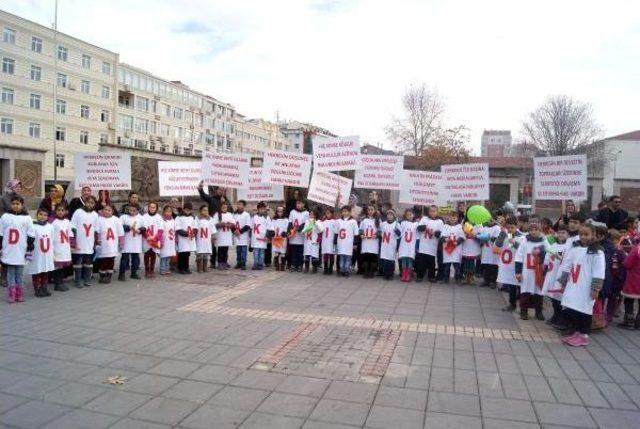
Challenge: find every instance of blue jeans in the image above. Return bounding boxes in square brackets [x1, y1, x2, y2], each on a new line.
[338, 255, 352, 273]
[290, 244, 304, 269]
[236, 246, 248, 267]
[159, 257, 171, 273]
[442, 262, 461, 282]
[380, 258, 395, 278]
[6, 265, 23, 287]
[119, 253, 140, 273]
[253, 248, 265, 268]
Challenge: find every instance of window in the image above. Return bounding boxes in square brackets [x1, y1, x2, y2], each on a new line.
[55, 126, 65, 141]
[0, 118, 13, 134]
[134, 118, 148, 133]
[29, 122, 40, 138]
[80, 130, 89, 144]
[30, 65, 41, 81]
[102, 61, 111, 75]
[81, 80, 90, 94]
[3, 28, 16, 44]
[80, 105, 90, 119]
[100, 133, 108, 144]
[81, 54, 91, 69]
[55, 154, 65, 168]
[31, 36, 42, 53]
[101, 110, 109, 123]
[29, 93, 40, 109]
[1, 88, 14, 104]
[101, 85, 110, 99]
[57, 45, 68, 61]
[57, 73, 67, 88]
[149, 121, 157, 134]
[150, 100, 156, 113]
[164, 104, 170, 117]
[2, 57, 15, 74]
[135, 96, 149, 112]
[56, 99, 66, 114]
[173, 107, 183, 120]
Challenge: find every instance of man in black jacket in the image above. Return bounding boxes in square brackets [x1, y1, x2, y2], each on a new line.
[595, 195, 628, 229]
[197, 181, 226, 268]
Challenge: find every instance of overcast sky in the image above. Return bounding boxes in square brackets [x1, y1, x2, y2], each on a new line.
[4, 0, 639, 153]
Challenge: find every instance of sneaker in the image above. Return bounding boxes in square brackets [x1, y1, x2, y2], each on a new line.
[565, 333, 589, 347]
[502, 304, 516, 312]
[576, 334, 590, 346]
[561, 332, 580, 344]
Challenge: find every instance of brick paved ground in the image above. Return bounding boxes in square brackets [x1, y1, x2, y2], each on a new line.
[1, 265, 640, 428]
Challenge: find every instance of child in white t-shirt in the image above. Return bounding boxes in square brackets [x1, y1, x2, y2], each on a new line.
[175, 202, 197, 274]
[196, 205, 216, 272]
[28, 208, 54, 298]
[251, 202, 270, 270]
[515, 217, 550, 320]
[70, 195, 98, 288]
[118, 204, 146, 281]
[95, 204, 124, 284]
[233, 200, 251, 269]
[319, 208, 337, 275]
[303, 208, 323, 273]
[288, 200, 309, 272]
[359, 205, 380, 279]
[461, 222, 482, 285]
[215, 202, 235, 270]
[416, 205, 444, 282]
[142, 202, 164, 278]
[0, 196, 35, 302]
[397, 209, 418, 282]
[335, 205, 359, 276]
[51, 204, 73, 291]
[440, 212, 465, 284]
[269, 205, 289, 271]
[495, 216, 522, 311]
[379, 210, 398, 280]
[159, 205, 176, 275]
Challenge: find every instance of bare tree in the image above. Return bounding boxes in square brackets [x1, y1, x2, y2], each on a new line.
[521, 95, 603, 156]
[386, 84, 445, 156]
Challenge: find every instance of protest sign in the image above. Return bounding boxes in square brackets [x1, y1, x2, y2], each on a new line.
[74, 153, 131, 190]
[399, 170, 443, 206]
[312, 135, 361, 172]
[354, 155, 404, 190]
[262, 150, 312, 188]
[237, 168, 284, 201]
[200, 149, 250, 189]
[534, 154, 587, 200]
[441, 162, 489, 201]
[158, 161, 201, 196]
[307, 171, 352, 207]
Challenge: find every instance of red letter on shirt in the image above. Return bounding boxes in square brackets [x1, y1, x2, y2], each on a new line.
[8, 228, 19, 244]
[82, 223, 92, 237]
[339, 228, 346, 239]
[60, 229, 69, 244]
[570, 264, 581, 283]
[39, 236, 50, 253]
[253, 224, 261, 235]
[106, 227, 115, 241]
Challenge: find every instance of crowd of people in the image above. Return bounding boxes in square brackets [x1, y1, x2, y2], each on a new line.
[1, 179, 639, 348]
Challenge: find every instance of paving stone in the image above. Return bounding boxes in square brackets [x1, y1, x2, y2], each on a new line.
[303, 421, 360, 429]
[179, 404, 250, 429]
[275, 375, 330, 397]
[427, 391, 481, 416]
[324, 380, 378, 403]
[0, 391, 29, 413]
[42, 381, 108, 407]
[241, 411, 304, 429]
[495, 354, 520, 374]
[1, 374, 66, 399]
[208, 385, 271, 411]
[429, 367, 454, 392]
[109, 418, 171, 429]
[365, 404, 424, 428]
[0, 400, 70, 429]
[547, 377, 582, 405]
[571, 379, 610, 407]
[596, 381, 638, 410]
[424, 412, 482, 429]
[130, 396, 199, 425]
[147, 359, 201, 378]
[41, 408, 119, 429]
[534, 402, 596, 428]
[84, 390, 153, 415]
[188, 364, 242, 384]
[500, 373, 530, 400]
[230, 370, 286, 390]
[588, 407, 640, 429]
[121, 373, 179, 395]
[480, 397, 537, 423]
[405, 365, 430, 390]
[454, 369, 479, 394]
[310, 398, 370, 426]
[374, 385, 427, 410]
[432, 348, 455, 368]
[523, 375, 555, 402]
[162, 379, 223, 403]
[482, 418, 540, 429]
[257, 392, 318, 418]
[109, 354, 164, 372]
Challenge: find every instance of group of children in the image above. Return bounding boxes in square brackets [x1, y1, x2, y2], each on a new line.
[2, 193, 640, 347]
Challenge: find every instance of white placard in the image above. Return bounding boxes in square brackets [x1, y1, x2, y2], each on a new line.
[354, 155, 404, 190]
[200, 149, 250, 189]
[534, 154, 587, 200]
[312, 135, 361, 172]
[158, 161, 201, 197]
[307, 171, 352, 207]
[237, 168, 284, 202]
[441, 162, 489, 201]
[262, 150, 312, 188]
[399, 170, 443, 206]
[74, 153, 131, 190]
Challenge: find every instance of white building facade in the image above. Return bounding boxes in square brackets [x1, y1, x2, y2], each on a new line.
[600, 130, 640, 198]
[481, 130, 512, 157]
[0, 9, 118, 191]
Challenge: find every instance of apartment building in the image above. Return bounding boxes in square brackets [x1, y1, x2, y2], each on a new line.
[278, 120, 336, 154]
[0, 10, 118, 192]
[115, 64, 237, 157]
[480, 130, 512, 157]
[234, 115, 291, 156]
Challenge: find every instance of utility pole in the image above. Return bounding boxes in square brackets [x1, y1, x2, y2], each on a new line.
[52, 0, 59, 182]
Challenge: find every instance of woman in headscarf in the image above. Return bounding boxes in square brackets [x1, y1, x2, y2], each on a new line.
[1, 178, 22, 215]
[68, 186, 94, 218]
[39, 184, 68, 220]
[96, 190, 111, 214]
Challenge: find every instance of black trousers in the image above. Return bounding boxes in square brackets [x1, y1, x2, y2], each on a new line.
[506, 284, 519, 306]
[624, 298, 639, 315]
[564, 307, 592, 334]
[436, 242, 444, 280]
[210, 246, 217, 267]
[415, 253, 436, 280]
[482, 264, 498, 285]
[177, 251, 191, 272]
[360, 253, 378, 276]
[265, 243, 272, 266]
[217, 246, 229, 264]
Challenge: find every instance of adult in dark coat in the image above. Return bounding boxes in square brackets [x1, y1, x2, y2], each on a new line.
[38, 184, 68, 220]
[120, 191, 142, 215]
[67, 186, 94, 218]
[197, 181, 227, 267]
[553, 199, 577, 229]
[595, 195, 629, 229]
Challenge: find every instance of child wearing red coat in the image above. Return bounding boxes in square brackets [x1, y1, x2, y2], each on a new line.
[621, 242, 640, 329]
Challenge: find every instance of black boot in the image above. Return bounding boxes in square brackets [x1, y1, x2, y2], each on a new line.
[41, 285, 51, 297]
[34, 286, 42, 297]
[104, 272, 112, 284]
[82, 266, 93, 287]
[635, 314, 640, 330]
[74, 267, 83, 288]
[304, 260, 310, 273]
[118, 272, 126, 282]
[130, 271, 141, 280]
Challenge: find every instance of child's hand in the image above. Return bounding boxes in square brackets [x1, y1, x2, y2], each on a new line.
[591, 290, 599, 300]
[515, 273, 522, 283]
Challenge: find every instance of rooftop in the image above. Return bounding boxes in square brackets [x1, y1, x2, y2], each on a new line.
[602, 130, 640, 141]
